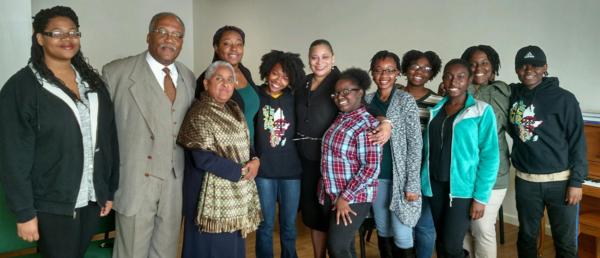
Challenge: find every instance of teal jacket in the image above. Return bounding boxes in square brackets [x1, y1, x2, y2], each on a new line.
[421, 94, 499, 204]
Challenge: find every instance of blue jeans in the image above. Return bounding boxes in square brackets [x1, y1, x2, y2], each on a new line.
[414, 197, 435, 258]
[372, 179, 414, 248]
[255, 177, 301, 258]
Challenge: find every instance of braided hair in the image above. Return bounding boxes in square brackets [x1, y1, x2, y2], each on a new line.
[30, 6, 104, 100]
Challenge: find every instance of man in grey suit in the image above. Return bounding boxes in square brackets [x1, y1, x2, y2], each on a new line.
[102, 12, 195, 258]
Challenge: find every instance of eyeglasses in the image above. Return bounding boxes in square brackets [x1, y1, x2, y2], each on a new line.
[152, 28, 184, 39]
[41, 31, 81, 39]
[372, 68, 398, 75]
[331, 88, 361, 98]
[408, 64, 433, 73]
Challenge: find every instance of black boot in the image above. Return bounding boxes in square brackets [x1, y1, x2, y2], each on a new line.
[377, 235, 393, 258]
[391, 243, 415, 258]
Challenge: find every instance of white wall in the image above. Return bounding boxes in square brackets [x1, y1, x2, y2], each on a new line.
[194, 0, 599, 113]
[30, 0, 195, 71]
[0, 0, 31, 87]
[193, 0, 600, 225]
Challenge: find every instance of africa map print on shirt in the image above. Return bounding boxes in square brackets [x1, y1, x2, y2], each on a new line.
[510, 100, 543, 142]
[262, 105, 290, 147]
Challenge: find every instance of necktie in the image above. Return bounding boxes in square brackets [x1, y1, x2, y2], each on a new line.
[163, 67, 176, 104]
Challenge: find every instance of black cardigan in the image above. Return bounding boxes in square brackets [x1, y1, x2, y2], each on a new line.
[0, 67, 119, 222]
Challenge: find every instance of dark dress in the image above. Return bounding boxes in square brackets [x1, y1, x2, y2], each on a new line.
[295, 67, 340, 231]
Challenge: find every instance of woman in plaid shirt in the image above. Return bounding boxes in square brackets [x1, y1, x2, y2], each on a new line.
[318, 68, 382, 258]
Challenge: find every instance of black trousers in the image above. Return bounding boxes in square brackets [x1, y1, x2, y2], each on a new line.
[428, 179, 471, 258]
[322, 199, 371, 258]
[37, 202, 101, 258]
[515, 177, 578, 258]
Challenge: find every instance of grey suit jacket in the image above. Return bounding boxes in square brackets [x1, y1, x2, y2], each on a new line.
[102, 51, 195, 216]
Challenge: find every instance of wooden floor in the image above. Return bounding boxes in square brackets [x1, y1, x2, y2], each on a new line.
[244, 216, 557, 258]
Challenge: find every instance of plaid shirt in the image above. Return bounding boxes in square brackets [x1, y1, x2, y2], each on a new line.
[319, 106, 382, 205]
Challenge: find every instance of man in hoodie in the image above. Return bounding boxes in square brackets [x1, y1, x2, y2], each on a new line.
[508, 45, 587, 258]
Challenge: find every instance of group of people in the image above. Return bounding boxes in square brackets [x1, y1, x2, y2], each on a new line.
[0, 5, 588, 258]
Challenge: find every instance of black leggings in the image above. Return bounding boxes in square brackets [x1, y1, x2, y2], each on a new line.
[428, 180, 471, 258]
[37, 202, 101, 258]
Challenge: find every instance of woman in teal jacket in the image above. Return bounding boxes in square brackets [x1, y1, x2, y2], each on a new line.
[421, 59, 499, 258]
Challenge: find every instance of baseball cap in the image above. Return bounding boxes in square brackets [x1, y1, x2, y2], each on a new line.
[515, 45, 547, 68]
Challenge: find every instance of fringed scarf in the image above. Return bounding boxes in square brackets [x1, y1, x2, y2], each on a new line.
[178, 92, 262, 237]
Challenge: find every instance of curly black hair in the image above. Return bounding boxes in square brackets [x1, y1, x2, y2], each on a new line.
[309, 39, 334, 55]
[443, 58, 472, 77]
[30, 6, 104, 100]
[369, 50, 401, 72]
[259, 50, 306, 90]
[400, 50, 442, 80]
[460, 45, 501, 76]
[338, 68, 371, 92]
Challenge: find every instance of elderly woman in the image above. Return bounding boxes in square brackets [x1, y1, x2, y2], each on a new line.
[179, 61, 262, 258]
[319, 68, 382, 258]
[0, 6, 118, 257]
[365, 50, 422, 258]
[195, 26, 259, 145]
[422, 59, 499, 258]
[460, 45, 511, 258]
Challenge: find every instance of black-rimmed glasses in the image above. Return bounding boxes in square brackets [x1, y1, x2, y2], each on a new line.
[331, 88, 361, 98]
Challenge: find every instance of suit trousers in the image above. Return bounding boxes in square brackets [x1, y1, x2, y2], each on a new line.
[113, 173, 182, 258]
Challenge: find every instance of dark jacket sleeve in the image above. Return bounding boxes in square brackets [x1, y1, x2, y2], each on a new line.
[564, 94, 588, 187]
[0, 71, 37, 222]
[189, 149, 242, 182]
[106, 89, 120, 200]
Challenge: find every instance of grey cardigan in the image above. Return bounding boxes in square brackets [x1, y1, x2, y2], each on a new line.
[366, 88, 423, 227]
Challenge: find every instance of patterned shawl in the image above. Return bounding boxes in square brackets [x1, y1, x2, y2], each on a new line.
[177, 92, 261, 237]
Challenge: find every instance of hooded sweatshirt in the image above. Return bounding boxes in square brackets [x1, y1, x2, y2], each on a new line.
[508, 77, 588, 187]
[255, 85, 302, 179]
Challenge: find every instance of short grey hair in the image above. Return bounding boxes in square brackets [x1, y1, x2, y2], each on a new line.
[148, 12, 185, 33]
[204, 61, 236, 82]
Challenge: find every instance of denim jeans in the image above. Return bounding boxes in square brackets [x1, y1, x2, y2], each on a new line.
[372, 179, 414, 248]
[255, 177, 301, 258]
[414, 195, 436, 258]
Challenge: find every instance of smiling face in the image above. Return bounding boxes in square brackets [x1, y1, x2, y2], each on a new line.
[442, 63, 471, 99]
[516, 64, 547, 89]
[406, 57, 432, 87]
[203, 65, 236, 104]
[146, 15, 184, 66]
[309, 44, 335, 78]
[333, 79, 363, 113]
[214, 30, 244, 66]
[36, 16, 80, 63]
[267, 63, 289, 95]
[372, 57, 400, 92]
[469, 50, 494, 86]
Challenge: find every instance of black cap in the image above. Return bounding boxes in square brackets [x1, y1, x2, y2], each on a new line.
[515, 45, 546, 69]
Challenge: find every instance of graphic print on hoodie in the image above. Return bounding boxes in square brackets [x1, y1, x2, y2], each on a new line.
[262, 105, 290, 147]
[510, 101, 543, 142]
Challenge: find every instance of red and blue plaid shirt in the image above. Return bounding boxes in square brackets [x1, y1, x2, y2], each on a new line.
[319, 106, 382, 205]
